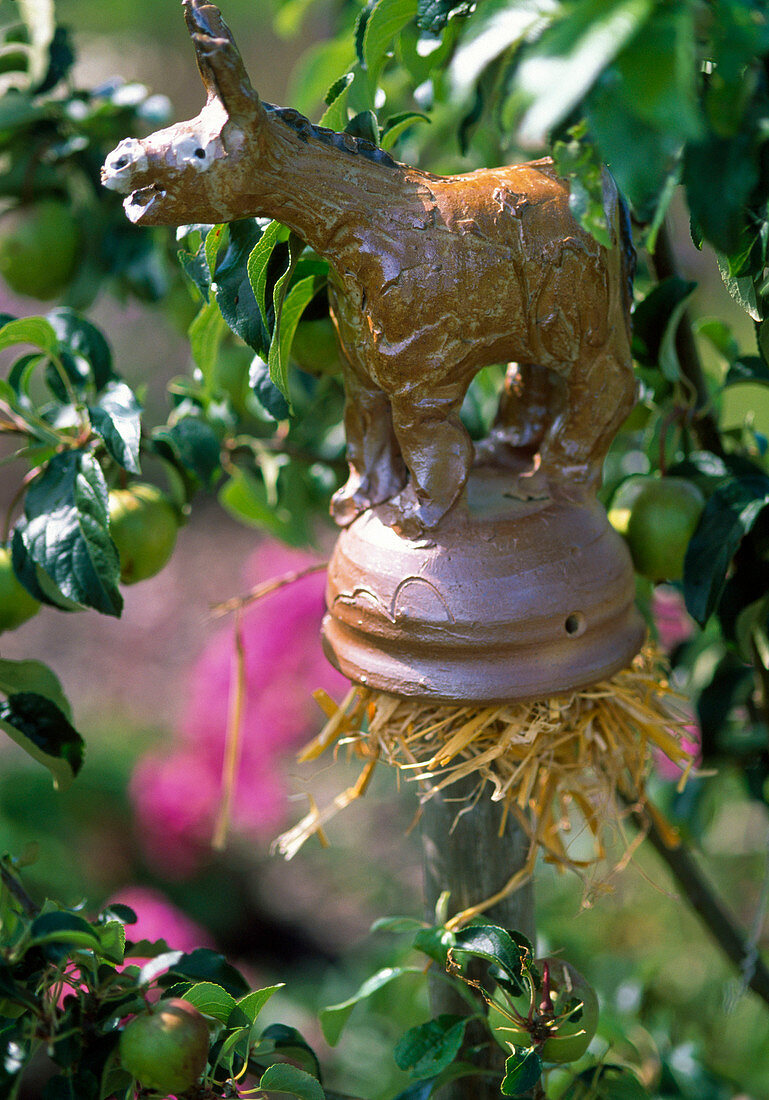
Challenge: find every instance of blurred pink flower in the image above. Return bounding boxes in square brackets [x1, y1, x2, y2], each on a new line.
[653, 587, 695, 651]
[107, 885, 214, 952]
[655, 722, 702, 782]
[131, 542, 347, 876]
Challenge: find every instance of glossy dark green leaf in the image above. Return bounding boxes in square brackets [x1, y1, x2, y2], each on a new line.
[214, 218, 270, 356]
[47, 309, 114, 391]
[417, 0, 471, 34]
[394, 1015, 468, 1079]
[258, 1064, 324, 1099]
[249, 355, 290, 421]
[164, 949, 250, 997]
[87, 381, 142, 473]
[561, 1064, 650, 1099]
[684, 475, 769, 624]
[152, 416, 221, 484]
[256, 1023, 322, 1080]
[0, 657, 72, 718]
[684, 128, 760, 256]
[726, 356, 769, 385]
[501, 1048, 542, 1095]
[450, 924, 532, 996]
[14, 450, 122, 616]
[631, 277, 696, 374]
[0, 693, 84, 790]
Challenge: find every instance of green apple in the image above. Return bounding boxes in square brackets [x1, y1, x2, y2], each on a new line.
[625, 476, 705, 582]
[488, 958, 598, 1064]
[119, 998, 209, 1094]
[0, 546, 40, 633]
[0, 199, 80, 300]
[108, 483, 180, 585]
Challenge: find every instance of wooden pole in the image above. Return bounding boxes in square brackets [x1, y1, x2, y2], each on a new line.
[420, 779, 536, 1099]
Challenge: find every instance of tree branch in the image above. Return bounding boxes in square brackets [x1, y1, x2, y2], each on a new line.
[632, 801, 769, 1007]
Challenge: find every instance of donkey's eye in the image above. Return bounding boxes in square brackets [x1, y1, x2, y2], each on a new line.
[194, 148, 206, 159]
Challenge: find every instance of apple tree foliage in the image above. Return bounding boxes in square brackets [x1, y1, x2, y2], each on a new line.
[0, 0, 769, 1096]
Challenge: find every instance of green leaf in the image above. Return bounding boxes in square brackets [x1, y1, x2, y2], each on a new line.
[249, 355, 290, 421]
[213, 219, 270, 356]
[684, 475, 769, 625]
[88, 381, 142, 474]
[685, 129, 760, 257]
[269, 272, 324, 403]
[450, 924, 532, 997]
[182, 981, 237, 1023]
[631, 277, 696, 377]
[716, 254, 761, 321]
[29, 910, 100, 952]
[247, 220, 291, 326]
[188, 295, 227, 382]
[371, 915, 427, 934]
[501, 1048, 542, 1095]
[258, 1064, 325, 1099]
[417, 0, 471, 34]
[14, 450, 122, 617]
[47, 309, 114, 391]
[0, 692, 84, 790]
[233, 984, 284, 1024]
[394, 1015, 468, 1079]
[510, 0, 653, 146]
[0, 316, 58, 354]
[0, 657, 72, 719]
[561, 1064, 651, 1099]
[381, 111, 430, 150]
[448, 0, 556, 95]
[320, 966, 422, 1045]
[165, 949, 250, 997]
[363, 0, 418, 82]
[97, 920, 126, 966]
[256, 1023, 322, 1080]
[725, 356, 769, 386]
[218, 466, 302, 543]
[152, 417, 221, 485]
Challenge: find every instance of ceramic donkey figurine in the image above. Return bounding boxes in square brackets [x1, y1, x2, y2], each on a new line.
[102, 0, 636, 536]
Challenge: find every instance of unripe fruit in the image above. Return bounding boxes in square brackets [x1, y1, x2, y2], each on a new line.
[108, 484, 180, 585]
[488, 959, 598, 1064]
[119, 998, 209, 1095]
[0, 200, 80, 300]
[625, 477, 705, 582]
[0, 547, 40, 633]
[290, 316, 341, 376]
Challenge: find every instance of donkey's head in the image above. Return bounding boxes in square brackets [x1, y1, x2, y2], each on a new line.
[102, 0, 266, 225]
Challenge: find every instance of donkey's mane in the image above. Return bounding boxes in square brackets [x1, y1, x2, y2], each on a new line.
[263, 103, 398, 169]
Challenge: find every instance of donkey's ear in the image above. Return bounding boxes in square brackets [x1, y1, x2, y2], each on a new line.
[183, 0, 263, 123]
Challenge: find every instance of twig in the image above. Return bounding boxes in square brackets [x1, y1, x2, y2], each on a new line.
[649, 222, 726, 459]
[631, 799, 769, 1007]
[0, 860, 38, 917]
[210, 561, 328, 619]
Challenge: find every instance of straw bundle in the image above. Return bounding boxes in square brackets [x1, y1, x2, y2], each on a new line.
[276, 647, 694, 902]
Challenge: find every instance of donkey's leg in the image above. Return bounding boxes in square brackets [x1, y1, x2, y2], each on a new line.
[386, 390, 475, 535]
[475, 362, 563, 468]
[538, 338, 636, 500]
[331, 367, 406, 526]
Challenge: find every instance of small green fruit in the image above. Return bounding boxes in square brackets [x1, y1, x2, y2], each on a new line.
[489, 958, 598, 1065]
[0, 200, 80, 300]
[119, 998, 209, 1095]
[0, 547, 40, 633]
[625, 477, 705, 582]
[290, 316, 341, 376]
[108, 483, 179, 585]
